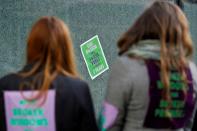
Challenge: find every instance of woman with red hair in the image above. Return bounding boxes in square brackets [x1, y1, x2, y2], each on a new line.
[0, 16, 98, 131]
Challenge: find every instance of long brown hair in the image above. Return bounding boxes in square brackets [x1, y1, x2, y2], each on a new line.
[118, 1, 193, 107]
[20, 16, 79, 101]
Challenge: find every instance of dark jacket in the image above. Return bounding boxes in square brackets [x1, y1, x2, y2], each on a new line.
[0, 65, 99, 131]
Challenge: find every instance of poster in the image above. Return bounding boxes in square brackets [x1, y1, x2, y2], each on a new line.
[81, 35, 109, 80]
[4, 90, 56, 131]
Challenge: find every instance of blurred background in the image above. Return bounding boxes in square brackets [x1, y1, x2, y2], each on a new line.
[0, 0, 196, 118]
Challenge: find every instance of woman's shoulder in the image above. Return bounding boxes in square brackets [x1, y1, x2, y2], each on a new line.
[55, 75, 89, 92]
[0, 72, 19, 81]
[113, 56, 147, 73]
[118, 55, 145, 64]
[109, 56, 148, 85]
[56, 75, 91, 104]
[57, 74, 87, 86]
[0, 73, 20, 90]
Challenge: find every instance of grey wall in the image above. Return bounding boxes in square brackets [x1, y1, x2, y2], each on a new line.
[0, 0, 197, 117]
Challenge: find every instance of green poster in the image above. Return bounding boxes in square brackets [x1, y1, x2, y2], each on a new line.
[80, 35, 109, 80]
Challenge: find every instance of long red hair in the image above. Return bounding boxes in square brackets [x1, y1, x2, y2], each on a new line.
[20, 16, 79, 101]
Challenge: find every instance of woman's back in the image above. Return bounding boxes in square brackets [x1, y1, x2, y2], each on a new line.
[0, 16, 99, 131]
[104, 56, 197, 131]
[0, 66, 98, 131]
[99, 1, 197, 130]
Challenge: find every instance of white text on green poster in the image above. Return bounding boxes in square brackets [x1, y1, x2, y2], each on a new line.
[81, 35, 109, 79]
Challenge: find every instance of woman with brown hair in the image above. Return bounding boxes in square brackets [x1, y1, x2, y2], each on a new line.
[99, 1, 197, 131]
[0, 16, 98, 131]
